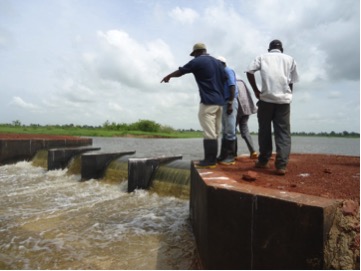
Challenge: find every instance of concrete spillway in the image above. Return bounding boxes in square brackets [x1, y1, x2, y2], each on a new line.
[0, 137, 359, 270]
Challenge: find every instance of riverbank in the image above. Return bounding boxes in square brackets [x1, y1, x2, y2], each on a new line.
[0, 126, 359, 139]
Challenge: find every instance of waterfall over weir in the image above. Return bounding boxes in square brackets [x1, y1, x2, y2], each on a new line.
[150, 160, 191, 200]
[0, 150, 197, 269]
[32, 150, 191, 198]
[105, 158, 191, 199]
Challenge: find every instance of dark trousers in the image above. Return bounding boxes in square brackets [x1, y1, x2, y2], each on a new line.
[238, 115, 256, 153]
[257, 100, 291, 169]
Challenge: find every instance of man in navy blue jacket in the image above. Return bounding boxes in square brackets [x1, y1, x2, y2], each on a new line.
[161, 43, 226, 168]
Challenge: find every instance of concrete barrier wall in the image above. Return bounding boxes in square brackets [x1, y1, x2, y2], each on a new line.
[0, 138, 92, 165]
[190, 162, 338, 269]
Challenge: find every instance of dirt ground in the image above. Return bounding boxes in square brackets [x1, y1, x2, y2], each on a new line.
[218, 153, 360, 202]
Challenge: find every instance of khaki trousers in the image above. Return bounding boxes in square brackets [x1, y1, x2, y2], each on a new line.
[198, 103, 223, 140]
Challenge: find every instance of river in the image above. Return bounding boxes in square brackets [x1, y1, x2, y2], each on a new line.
[0, 136, 359, 269]
[90, 135, 360, 159]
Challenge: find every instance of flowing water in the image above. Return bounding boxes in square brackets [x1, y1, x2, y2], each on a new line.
[0, 136, 359, 269]
[0, 161, 196, 269]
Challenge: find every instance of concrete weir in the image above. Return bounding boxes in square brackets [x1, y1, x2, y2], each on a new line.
[128, 155, 183, 192]
[47, 147, 101, 170]
[81, 151, 136, 180]
[1, 137, 358, 269]
[0, 137, 92, 165]
[189, 162, 351, 269]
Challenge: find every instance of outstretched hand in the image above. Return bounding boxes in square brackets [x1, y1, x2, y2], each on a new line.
[160, 76, 170, 83]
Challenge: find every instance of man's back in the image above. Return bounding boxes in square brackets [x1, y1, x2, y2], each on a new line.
[248, 49, 298, 104]
[180, 55, 225, 105]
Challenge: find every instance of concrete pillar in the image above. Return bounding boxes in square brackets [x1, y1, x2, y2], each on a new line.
[128, 155, 182, 192]
[47, 147, 100, 170]
[81, 151, 136, 180]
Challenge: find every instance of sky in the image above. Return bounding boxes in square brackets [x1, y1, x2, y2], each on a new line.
[0, 0, 359, 133]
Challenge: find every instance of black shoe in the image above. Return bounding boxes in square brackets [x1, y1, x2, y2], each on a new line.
[255, 161, 269, 168]
[275, 168, 286, 175]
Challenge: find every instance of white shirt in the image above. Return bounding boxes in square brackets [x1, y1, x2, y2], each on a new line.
[247, 49, 299, 104]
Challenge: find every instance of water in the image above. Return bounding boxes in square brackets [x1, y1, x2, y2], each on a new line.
[0, 136, 359, 269]
[90, 135, 360, 159]
[0, 162, 196, 269]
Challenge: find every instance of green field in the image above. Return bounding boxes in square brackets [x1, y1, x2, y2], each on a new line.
[0, 124, 203, 138]
[0, 120, 358, 139]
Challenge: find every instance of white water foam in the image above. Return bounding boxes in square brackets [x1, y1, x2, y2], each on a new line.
[0, 162, 196, 269]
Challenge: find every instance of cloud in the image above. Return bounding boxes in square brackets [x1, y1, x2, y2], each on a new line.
[0, 0, 358, 133]
[11, 97, 40, 111]
[0, 27, 13, 49]
[94, 29, 176, 91]
[328, 91, 341, 99]
[169, 7, 199, 24]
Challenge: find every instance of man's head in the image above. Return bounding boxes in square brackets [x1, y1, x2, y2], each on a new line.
[190, 42, 207, 57]
[268, 39, 283, 53]
[217, 56, 227, 66]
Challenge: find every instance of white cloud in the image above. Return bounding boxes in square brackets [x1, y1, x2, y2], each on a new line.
[95, 29, 175, 91]
[11, 97, 40, 111]
[0, 27, 13, 49]
[0, 0, 358, 133]
[169, 7, 199, 24]
[328, 91, 341, 99]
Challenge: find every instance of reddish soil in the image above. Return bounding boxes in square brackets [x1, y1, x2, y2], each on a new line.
[217, 154, 360, 202]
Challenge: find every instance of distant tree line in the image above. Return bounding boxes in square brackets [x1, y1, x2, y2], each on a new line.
[102, 119, 176, 133]
[291, 131, 360, 138]
[5, 119, 176, 134]
[2, 120, 360, 138]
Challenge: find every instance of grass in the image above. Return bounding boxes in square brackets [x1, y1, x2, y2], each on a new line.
[0, 125, 203, 139]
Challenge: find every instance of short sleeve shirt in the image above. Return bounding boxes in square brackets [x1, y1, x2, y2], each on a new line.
[247, 49, 299, 104]
[179, 55, 226, 105]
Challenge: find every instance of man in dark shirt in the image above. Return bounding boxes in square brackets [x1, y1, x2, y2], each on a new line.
[161, 43, 226, 168]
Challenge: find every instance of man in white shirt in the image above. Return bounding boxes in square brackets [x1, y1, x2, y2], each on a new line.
[246, 40, 299, 175]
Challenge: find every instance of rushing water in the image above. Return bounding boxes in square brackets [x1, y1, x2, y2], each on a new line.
[0, 136, 359, 269]
[0, 162, 196, 269]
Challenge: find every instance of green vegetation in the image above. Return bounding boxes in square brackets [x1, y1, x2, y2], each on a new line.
[0, 120, 359, 138]
[292, 131, 360, 138]
[0, 120, 203, 138]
